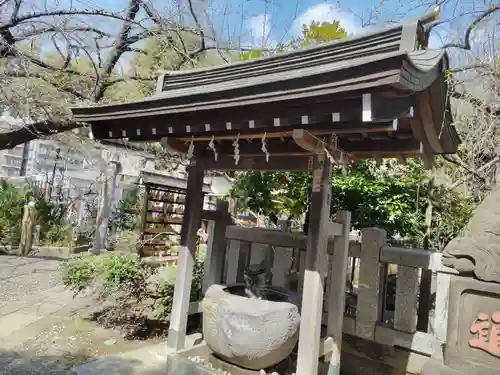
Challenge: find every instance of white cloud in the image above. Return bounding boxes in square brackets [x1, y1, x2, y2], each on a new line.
[292, 3, 361, 37]
[247, 13, 277, 49]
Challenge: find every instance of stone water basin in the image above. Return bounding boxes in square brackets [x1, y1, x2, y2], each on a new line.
[201, 284, 300, 370]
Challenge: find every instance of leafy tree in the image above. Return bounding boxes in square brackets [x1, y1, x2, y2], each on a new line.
[0, 180, 25, 245]
[111, 188, 142, 231]
[231, 159, 475, 249]
[290, 20, 347, 49]
[0, 180, 74, 247]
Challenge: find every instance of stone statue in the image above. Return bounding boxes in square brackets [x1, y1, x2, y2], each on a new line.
[244, 263, 272, 298]
[441, 186, 500, 283]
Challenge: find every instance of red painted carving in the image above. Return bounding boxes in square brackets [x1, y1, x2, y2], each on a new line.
[469, 312, 500, 358]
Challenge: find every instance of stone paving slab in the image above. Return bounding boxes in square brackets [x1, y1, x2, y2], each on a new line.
[71, 334, 203, 375]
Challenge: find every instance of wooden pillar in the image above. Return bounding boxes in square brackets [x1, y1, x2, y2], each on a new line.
[325, 211, 351, 375]
[296, 155, 332, 375]
[225, 239, 241, 284]
[272, 247, 293, 287]
[167, 160, 205, 350]
[203, 200, 229, 293]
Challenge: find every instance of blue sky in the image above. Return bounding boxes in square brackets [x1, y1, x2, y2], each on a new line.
[28, 0, 495, 52]
[15, 0, 496, 71]
[92, 0, 444, 47]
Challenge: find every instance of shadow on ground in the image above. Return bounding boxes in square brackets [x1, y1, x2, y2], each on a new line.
[0, 349, 167, 375]
[86, 307, 202, 340]
[0, 249, 69, 262]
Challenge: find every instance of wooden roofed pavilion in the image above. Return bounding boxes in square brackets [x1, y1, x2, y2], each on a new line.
[71, 12, 458, 170]
[70, 10, 458, 375]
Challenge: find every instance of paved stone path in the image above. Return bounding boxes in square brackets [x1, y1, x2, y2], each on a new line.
[0, 253, 94, 374]
[0, 253, 173, 375]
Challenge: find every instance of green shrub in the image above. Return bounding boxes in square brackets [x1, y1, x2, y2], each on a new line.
[154, 259, 204, 319]
[61, 252, 204, 321]
[0, 180, 76, 248]
[61, 254, 99, 294]
[61, 252, 153, 295]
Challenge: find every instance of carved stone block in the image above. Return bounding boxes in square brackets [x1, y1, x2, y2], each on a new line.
[442, 237, 500, 283]
[202, 284, 300, 370]
[444, 276, 500, 374]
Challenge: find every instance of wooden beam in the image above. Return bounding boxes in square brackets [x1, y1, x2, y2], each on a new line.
[340, 138, 422, 154]
[203, 154, 316, 171]
[197, 137, 421, 158]
[196, 136, 421, 156]
[371, 95, 415, 121]
[161, 137, 189, 153]
[296, 155, 333, 375]
[416, 89, 444, 154]
[173, 120, 402, 142]
[167, 159, 205, 350]
[408, 118, 435, 169]
[292, 129, 326, 154]
[225, 223, 343, 248]
[396, 154, 407, 164]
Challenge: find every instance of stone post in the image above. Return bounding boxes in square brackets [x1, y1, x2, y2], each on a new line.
[19, 200, 36, 256]
[92, 154, 121, 254]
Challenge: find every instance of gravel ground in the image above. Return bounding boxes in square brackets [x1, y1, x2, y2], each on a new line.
[0, 254, 62, 302]
[0, 253, 160, 375]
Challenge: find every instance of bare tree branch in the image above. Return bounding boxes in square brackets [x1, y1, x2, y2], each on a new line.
[442, 154, 489, 183]
[92, 0, 142, 101]
[4, 70, 87, 99]
[0, 9, 134, 32]
[428, 4, 500, 50]
[15, 26, 114, 41]
[449, 90, 500, 117]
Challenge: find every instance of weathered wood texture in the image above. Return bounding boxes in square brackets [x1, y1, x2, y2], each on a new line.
[272, 246, 293, 287]
[203, 200, 230, 293]
[225, 239, 242, 284]
[296, 155, 333, 375]
[167, 161, 205, 350]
